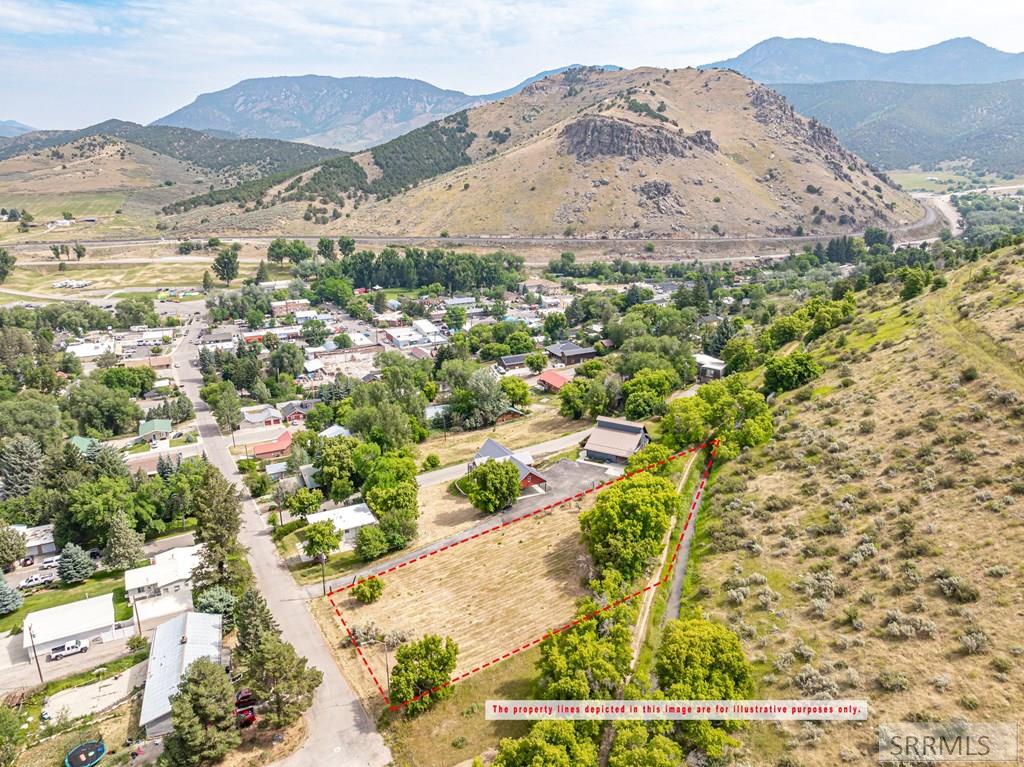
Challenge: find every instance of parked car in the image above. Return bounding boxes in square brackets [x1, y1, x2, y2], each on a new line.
[48, 639, 88, 661]
[21, 555, 34, 567]
[19, 572, 56, 589]
[39, 556, 60, 569]
[87, 549, 102, 560]
[235, 708, 256, 728]
[235, 689, 257, 709]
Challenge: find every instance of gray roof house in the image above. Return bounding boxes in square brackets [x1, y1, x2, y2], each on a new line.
[139, 612, 224, 737]
[468, 439, 547, 491]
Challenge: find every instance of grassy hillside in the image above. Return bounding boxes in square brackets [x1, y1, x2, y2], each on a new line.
[0, 120, 340, 181]
[776, 80, 1024, 173]
[160, 67, 919, 238]
[689, 245, 1024, 765]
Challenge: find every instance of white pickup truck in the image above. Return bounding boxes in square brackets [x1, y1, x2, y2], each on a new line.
[48, 639, 89, 661]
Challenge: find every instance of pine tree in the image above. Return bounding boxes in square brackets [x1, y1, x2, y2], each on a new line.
[87, 443, 130, 480]
[192, 467, 243, 590]
[0, 580, 23, 616]
[234, 588, 280, 663]
[195, 586, 237, 630]
[102, 511, 145, 570]
[163, 657, 240, 767]
[0, 435, 45, 499]
[245, 636, 323, 728]
[202, 270, 214, 293]
[255, 259, 270, 283]
[57, 542, 95, 584]
[0, 523, 26, 568]
[156, 454, 173, 480]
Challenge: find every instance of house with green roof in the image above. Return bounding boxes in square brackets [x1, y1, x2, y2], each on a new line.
[139, 418, 173, 442]
[69, 435, 99, 454]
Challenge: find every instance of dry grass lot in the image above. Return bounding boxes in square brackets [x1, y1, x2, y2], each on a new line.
[414, 483, 483, 547]
[687, 248, 1024, 767]
[322, 497, 593, 712]
[416, 402, 586, 466]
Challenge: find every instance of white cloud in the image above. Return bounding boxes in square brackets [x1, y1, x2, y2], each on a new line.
[3, 0, 1023, 127]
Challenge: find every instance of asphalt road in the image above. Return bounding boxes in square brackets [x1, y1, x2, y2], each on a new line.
[171, 323, 392, 767]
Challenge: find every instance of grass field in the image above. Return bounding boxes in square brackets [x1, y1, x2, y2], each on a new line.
[0, 260, 266, 294]
[0, 191, 127, 219]
[321, 495, 592, 712]
[417, 402, 586, 467]
[890, 169, 1024, 193]
[383, 647, 537, 767]
[0, 570, 132, 634]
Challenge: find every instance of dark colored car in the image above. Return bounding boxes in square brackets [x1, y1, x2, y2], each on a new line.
[235, 689, 257, 709]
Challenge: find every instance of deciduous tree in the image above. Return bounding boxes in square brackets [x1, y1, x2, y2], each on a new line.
[465, 460, 520, 514]
[389, 634, 458, 716]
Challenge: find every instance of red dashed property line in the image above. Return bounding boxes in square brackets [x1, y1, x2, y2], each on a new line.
[328, 441, 711, 596]
[332, 440, 719, 712]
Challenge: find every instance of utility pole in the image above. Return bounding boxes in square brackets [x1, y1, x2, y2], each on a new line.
[28, 627, 43, 684]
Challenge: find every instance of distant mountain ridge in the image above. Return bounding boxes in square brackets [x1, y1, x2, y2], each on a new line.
[0, 119, 339, 180]
[152, 66, 622, 150]
[0, 120, 34, 139]
[706, 36, 1024, 84]
[774, 79, 1024, 172]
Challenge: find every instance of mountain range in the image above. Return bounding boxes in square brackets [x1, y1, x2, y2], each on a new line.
[706, 36, 1024, 84]
[774, 79, 1024, 173]
[0, 120, 34, 139]
[159, 66, 919, 239]
[152, 66, 621, 151]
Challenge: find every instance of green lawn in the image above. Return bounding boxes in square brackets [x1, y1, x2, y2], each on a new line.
[1, 569, 131, 634]
[889, 169, 1024, 193]
[0, 191, 126, 220]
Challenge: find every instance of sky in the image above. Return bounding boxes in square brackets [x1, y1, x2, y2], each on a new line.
[4, 0, 1024, 129]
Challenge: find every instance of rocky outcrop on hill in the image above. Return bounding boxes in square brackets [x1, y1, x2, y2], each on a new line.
[561, 116, 717, 161]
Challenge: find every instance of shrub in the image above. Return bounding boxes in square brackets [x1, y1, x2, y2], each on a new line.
[877, 671, 910, 692]
[127, 634, 150, 653]
[959, 625, 991, 655]
[270, 518, 308, 542]
[422, 454, 441, 471]
[933, 570, 980, 603]
[353, 578, 384, 604]
[960, 366, 979, 383]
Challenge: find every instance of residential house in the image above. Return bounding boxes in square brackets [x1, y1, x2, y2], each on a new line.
[124, 545, 203, 603]
[694, 353, 727, 381]
[265, 462, 289, 482]
[583, 417, 650, 463]
[270, 298, 310, 318]
[498, 353, 528, 371]
[319, 424, 351, 439]
[23, 594, 117, 662]
[468, 439, 547, 491]
[305, 503, 378, 550]
[385, 326, 426, 348]
[280, 399, 319, 424]
[240, 404, 283, 428]
[537, 369, 569, 393]
[139, 612, 224, 737]
[138, 418, 172, 443]
[251, 430, 293, 460]
[12, 523, 57, 557]
[69, 435, 99, 454]
[519, 278, 560, 296]
[544, 341, 598, 365]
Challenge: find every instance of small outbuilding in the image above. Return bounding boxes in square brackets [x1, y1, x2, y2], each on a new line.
[583, 417, 650, 463]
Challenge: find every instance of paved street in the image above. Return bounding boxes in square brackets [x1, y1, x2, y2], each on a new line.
[171, 323, 392, 767]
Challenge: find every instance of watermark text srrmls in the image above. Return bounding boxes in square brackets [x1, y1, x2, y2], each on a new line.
[485, 699, 867, 721]
[879, 722, 1019, 763]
